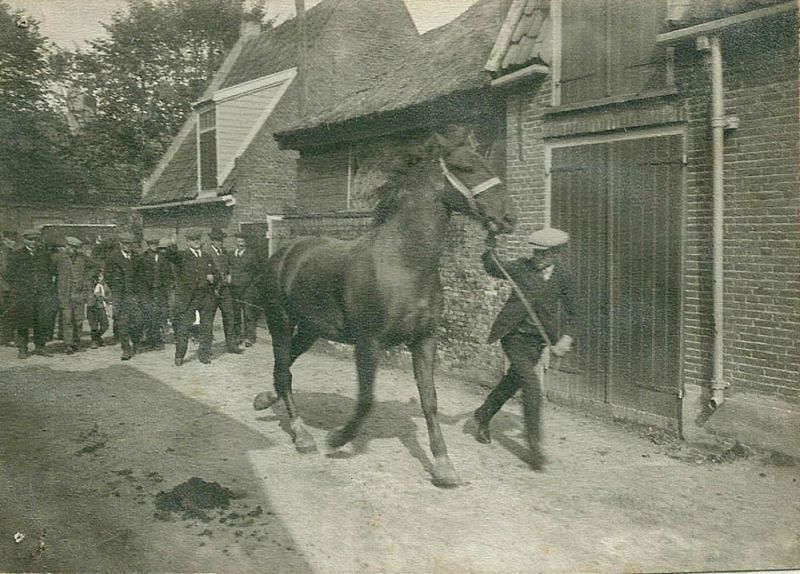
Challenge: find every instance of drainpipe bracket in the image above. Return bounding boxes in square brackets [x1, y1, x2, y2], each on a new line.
[724, 116, 740, 130]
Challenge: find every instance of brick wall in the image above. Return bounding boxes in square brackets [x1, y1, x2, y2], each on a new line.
[503, 16, 799, 405]
[678, 19, 800, 401]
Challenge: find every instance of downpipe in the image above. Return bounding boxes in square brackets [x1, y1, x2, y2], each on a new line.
[699, 34, 731, 410]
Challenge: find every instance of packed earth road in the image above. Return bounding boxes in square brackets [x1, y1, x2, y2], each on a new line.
[1, 327, 798, 573]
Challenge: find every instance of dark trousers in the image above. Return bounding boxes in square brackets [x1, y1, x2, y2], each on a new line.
[143, 291, 168, 347]
[86, 303, 109, 343]
[212, 286, 237, 351]
[0, 289, 14, 345]
[231, 285, 257, 344]
[174, 296, 215, 361]
[114, 297, 142, 354]
[477, 332, 546, 447]
[14, 293, 51, 350]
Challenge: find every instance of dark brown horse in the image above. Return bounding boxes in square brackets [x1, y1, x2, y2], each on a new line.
[253, 131, 515, 487]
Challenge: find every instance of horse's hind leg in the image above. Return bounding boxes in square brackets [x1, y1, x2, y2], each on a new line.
[411, 336, 461, 488]
[328, 338, 379, 449]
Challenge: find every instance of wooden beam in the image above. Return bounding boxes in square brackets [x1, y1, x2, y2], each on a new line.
[490, 63, 549, 88]
[485, 0, 527, 72]
[657, 2, 796, 44]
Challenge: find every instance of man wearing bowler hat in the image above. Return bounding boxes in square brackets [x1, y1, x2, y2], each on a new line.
[208, 227, 242, 354]
[165, 229, 219, 365]
[473, 227, 580, 470]
[105, 231, 143, 360]
[140, 236, 171, 350]
[229, 231, 258, 348]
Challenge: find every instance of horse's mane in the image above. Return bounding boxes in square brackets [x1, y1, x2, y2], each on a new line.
[370, 131, 468, 225]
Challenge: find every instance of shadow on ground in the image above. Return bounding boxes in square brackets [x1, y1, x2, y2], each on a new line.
[0, 364, 311, 574]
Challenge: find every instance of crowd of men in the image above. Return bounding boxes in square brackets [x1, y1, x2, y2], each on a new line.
[0, 226, 264, 366]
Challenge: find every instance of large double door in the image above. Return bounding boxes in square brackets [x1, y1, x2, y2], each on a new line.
[548, 133, 683, 425]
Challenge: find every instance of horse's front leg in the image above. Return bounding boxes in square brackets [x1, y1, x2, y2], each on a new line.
[411, 336, 461, 488]
[328, 338, 380, 449]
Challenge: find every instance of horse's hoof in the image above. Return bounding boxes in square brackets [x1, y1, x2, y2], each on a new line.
[293, 427, 317, 454]
[253, 391, 278, 411]
[431, 458, 461, 488]
[327, 428, 351, 450]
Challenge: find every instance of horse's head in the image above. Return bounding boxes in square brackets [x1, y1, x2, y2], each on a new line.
[432, 132, 516, 236]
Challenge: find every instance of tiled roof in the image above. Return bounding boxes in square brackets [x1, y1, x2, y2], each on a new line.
[666, 0, 789, 27]
[485, 0, 549, 74]
[141, 122, 198, 205]
[276, 0, 513, 139]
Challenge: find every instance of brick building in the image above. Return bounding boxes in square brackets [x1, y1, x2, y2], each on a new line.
[137, 0, 419, 246]
[483, 0, 799, 449]
[276, 0, 799, 453]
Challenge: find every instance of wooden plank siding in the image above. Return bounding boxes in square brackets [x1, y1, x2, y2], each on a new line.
[549, 134, 682, 422]
[558, 0, 667, 106]
[216, 82, 287, 184]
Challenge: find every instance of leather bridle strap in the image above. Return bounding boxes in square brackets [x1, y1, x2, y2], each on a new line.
[439, 158, 502, 216]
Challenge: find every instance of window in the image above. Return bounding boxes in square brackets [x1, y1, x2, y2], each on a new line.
[556, 0, 668, 106]
[198, 108, 217, 192]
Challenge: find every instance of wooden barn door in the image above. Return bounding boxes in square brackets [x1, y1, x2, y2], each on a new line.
[550, 134, 683, 424]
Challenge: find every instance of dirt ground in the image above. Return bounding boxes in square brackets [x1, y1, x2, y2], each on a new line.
[1, 328, 798, 573]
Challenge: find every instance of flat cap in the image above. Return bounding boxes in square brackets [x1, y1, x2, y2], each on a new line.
[22, 229, 41, 239]
[209, 227, 226, 241]
[145, 236, 160, 244]
[158, 237, 171, 249]
[64, 236, 82, 247]
[117, 231, 136, 243]
[528, 227, 569, 250]
[185, 229, 203, 240]
[233, 231, 248, 239]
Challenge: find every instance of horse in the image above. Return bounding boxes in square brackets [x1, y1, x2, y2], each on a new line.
[253, 130, 516, 487]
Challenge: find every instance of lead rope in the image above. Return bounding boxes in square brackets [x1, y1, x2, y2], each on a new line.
[439, 158, 554, 355]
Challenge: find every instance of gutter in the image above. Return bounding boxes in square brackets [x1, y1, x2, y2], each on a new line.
[134, 194, 236, 211]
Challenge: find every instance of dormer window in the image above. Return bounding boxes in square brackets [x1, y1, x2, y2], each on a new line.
[198, 108, 217, 192]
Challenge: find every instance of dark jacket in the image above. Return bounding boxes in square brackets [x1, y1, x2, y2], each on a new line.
[140, 250, 173, 294]
[228, 246, 257, 289]
[105, 250, 142, 303]
[164, 247, 218, 312]
[208, 245, 231, 284]
[7, 246, 56, 298]
[482, 249, 579, 345]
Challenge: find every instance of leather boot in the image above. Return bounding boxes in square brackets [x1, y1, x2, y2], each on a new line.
[473, 407, 492, 444]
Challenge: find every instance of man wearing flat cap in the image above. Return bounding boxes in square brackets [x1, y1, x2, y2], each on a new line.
[54, 236, 94, 354]
[6, 229, 56, 358]
[208, 227, 242, 354]
[164, 229, 219, 365]
[105, 231, 144, 360]
[473, 227, 581, 470]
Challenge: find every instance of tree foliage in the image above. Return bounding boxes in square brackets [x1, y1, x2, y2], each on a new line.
[0, 1, 75, 201]
[67, 0, 268, 176]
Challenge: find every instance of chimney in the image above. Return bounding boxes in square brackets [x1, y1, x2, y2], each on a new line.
[240, 20, 261, 38]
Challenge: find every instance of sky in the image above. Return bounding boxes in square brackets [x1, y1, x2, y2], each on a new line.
[7, 0, 479, 49]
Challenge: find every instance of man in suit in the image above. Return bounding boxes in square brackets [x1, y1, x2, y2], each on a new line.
[54, 236, 94, 354]
[7, 229, 56, 358]
[473, 227, 580, 470]
[105, 231, 143, 361]
[229, 232, 258, 348]
[140, 236, 171, 350]
[0, 230, 18, 347]
[165, 229, 219, 366]
[208, 227, 242, 354]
